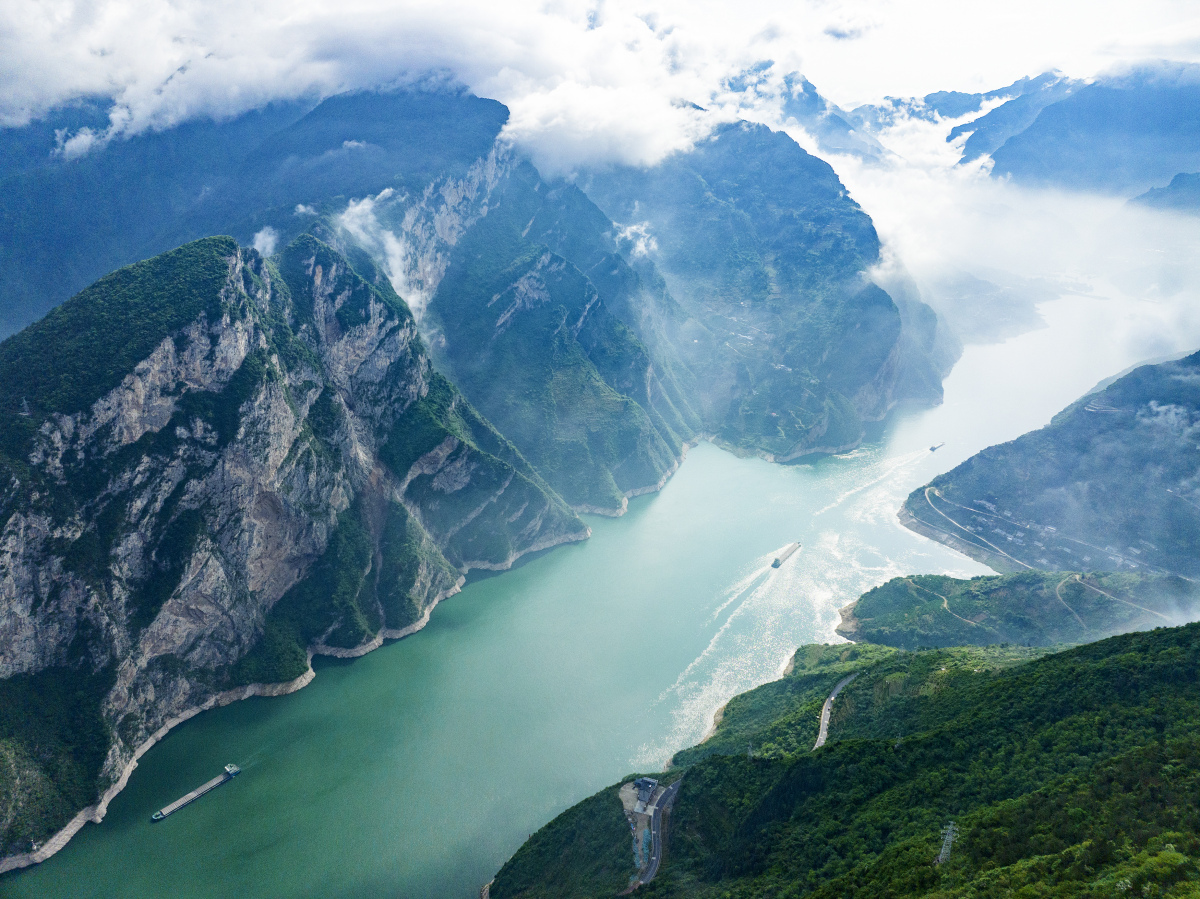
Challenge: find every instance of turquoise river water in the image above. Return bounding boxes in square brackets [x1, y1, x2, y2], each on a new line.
[7, 290, 1200, 898]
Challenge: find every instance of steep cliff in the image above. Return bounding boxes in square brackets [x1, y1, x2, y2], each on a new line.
[0, 234, 585, 861]
[581, 121, 951, 461]
[328, 149, 700, 514]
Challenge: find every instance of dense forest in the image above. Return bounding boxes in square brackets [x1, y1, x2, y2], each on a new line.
[491, 602, 1200, 898]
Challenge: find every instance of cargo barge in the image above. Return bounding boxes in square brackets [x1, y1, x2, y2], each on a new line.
[771, 542, 801, 568]
[151, 764, 240, 821]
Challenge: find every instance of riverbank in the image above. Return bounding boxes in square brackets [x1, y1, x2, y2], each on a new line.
[0, 434, 998, 898]
[897, 505, 1024, 573]
[0, 657, 316, 875]
[0, 438, 690, 876]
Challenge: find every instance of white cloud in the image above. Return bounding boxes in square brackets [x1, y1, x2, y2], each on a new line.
[252, 226, 279, 257]
[54, 125, 102, 159]
[614, 222, 658, 258]
[824, 110, 1200, 361]
[4, 0, 1199, 173]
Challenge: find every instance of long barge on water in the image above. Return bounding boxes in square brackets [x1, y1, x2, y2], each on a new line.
[771, 542, 801, 568]
[151, 764, 240, 821]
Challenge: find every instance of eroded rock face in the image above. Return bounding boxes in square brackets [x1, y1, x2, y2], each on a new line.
[0, 234, 586, 853]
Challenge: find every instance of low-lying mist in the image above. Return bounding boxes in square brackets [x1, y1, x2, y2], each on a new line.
[821, 111, 1200, 368]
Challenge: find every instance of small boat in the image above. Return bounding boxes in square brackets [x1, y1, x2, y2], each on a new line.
[930, 443, 945, 452]
[771, 542, 801, 568]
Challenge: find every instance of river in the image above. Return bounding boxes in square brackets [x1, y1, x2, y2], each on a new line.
[8, 285, 1200, 897]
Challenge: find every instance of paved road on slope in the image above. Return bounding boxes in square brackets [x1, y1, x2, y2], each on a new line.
[812, 673, 859, 750]
[639, 780, 682, 886]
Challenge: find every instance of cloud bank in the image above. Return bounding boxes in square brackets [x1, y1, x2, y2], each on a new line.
[4, 0, 1200, 173]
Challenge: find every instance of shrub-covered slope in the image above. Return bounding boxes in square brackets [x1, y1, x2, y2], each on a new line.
[491, 623, 1200, 899]
[901, 350, 1200, 577]
[840, 570, 1200, 649]
[0, 234, 584, 861]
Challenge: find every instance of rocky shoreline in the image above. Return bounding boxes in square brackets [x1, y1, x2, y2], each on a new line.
[0, 659, 316, 875]
[0, 522, 592, 874]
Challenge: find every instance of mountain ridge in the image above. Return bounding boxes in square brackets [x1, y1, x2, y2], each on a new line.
[0, 233, 586, 866]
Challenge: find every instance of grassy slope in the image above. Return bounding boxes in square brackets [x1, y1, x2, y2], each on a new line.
[843, 570, 1200, 649]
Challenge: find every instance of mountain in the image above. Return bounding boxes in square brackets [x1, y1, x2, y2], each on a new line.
[2, 85, 951, 496]
[945, 72, 1079, 163]
[314, 114, 948, 492]
[717, 63, 887, 163]
[580, 122, 952, 461]
[489, 621, 1200, 898]
[1133, 172, 1200, 214]
[777, 74, 889, 163]
[837, 570, 1200, 650]
[0, 235, 584, 863]
[0, 85, 507, 337]
[988, 64, 1200, 195]
[320, 152, 700, 514]
[900, 350, 1200, 577]
[849, 72, 1073, 134]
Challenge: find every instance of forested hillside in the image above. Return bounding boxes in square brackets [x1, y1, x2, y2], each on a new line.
[901, 350, 1200, 578]
[491, 609, 1200, 899]
[839, 570, 1200, 649]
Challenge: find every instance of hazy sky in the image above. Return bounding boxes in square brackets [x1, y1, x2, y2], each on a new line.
[4, 0, 1200, 169]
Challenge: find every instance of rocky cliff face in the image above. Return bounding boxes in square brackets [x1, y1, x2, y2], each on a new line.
[327, 149, 700, 514]
[0, 234, 585, 859]
[580, 121, 952, 461]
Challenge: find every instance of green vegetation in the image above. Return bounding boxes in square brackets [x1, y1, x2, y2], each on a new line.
[902, 351, 1200, 577]
[672, 643, 899, 766]
[581, 122, 949, 460]
[0, 236, 237, 469]
[379, 368, 587, 568]
[0, 230, 589, 855]
[843, 570, 1200, 649]
[428, 198, 681, 512]
[377, 501, 461, 630]
[492, 617, 1200, 898]
[0, 665, 115, 855]
[488, 784, 641, 899]
[231, 502, 374, 685]
[276, 232, 411, 328]
[378, 371, 471, 476]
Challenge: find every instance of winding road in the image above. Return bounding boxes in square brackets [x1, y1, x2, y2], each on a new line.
[813, 673, 859, 750]
[637, 780, 681, 887]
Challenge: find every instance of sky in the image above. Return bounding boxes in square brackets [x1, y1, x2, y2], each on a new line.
[4, 0, 1200, 171]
